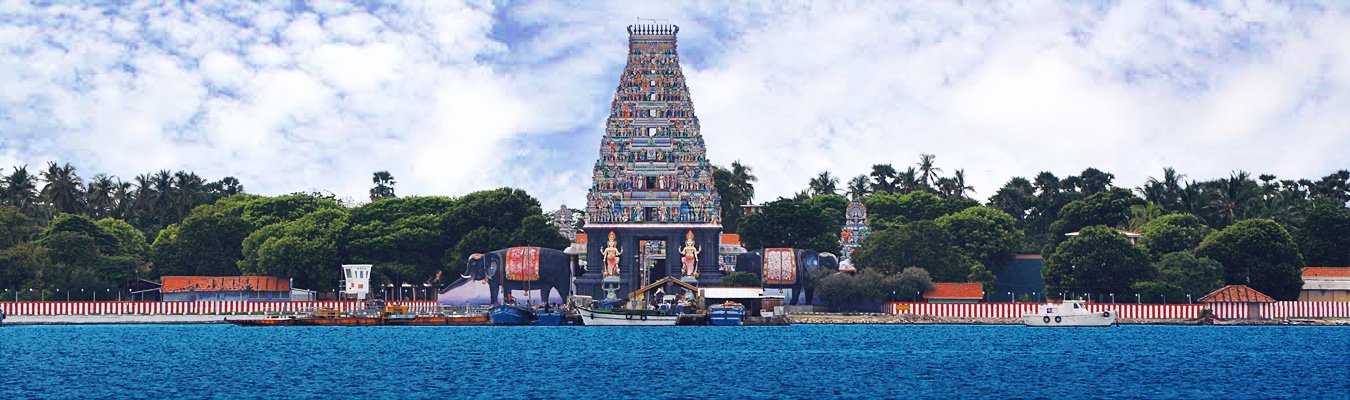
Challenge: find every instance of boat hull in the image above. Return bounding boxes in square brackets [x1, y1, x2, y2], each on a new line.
[577, 307, 678, 326]
[1023, 313, 1117, 327]
[489, 305, 536, 326]
[709, 306, 745, 326]
[227, 315, 488, 326]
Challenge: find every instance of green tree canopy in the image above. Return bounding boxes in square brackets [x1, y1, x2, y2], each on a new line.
[883, 267, 936, 301]
[935, 206, 1023, 273]
[864, 190, 976, 226]
[1138, 213, 1213, 259]
[240, 193, 342, 228]
[96, 218, 148, 258]
[0, 205, 40, 249]
[239, 208, 349, 290]
[720, 271, 762, 287]
[0, 243, 48, 289]
[1195, 218, 1304, 300]
[738, 196, 842, 254]
[1151, 251, 1224, 297]
[852, 220, 966, 281]
[1044, 225, 1150, 298]
[1297, 198, 1350, 266]
[1045, 188, 1145, 253]
[44, 214, 120, 255]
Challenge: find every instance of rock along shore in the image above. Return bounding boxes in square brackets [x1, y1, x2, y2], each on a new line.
[785, 313, 1350, 326]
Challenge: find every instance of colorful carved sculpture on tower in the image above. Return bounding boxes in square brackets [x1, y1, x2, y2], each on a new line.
[603, 231, 623, 277]
[680, 230, 701, 278]
[584, 23, 721, 226]
[838, 198, 869, 273]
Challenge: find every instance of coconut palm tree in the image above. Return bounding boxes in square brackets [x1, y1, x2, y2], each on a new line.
[86, 174, 116, 219]
[807, 171, 839, 196]
[370, 171, 397, 201]
[952, 169, 974, 199]
[111, 179, 134, 220]
[730, 161, 757, 201]
[40, 161, 85, 215]
[172, 171, 205, 219]
[847, 174, 870, 199]
[150, 170, 175, 225]
[917, 154, 942, 190]
[2, 165, 40, 212]
[1208, 171, 1260, 228]
[869, 164, 897, 193]
[896, 167, 920, 194]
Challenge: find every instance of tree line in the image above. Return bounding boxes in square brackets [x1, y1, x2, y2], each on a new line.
[0, 166, 568, 299]
[719, 154, 1350, 303]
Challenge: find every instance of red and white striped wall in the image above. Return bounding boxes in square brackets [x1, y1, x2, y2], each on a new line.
[886, 301, 1350, 319]
[0, 301, 440, 316]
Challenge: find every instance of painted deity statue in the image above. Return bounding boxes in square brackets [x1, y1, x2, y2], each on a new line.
[603, 231, 623, 277]
[680, 230, 700, 278]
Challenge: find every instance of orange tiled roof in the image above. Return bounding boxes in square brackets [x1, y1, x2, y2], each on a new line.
[161, 276, 290, 293]
[1198, 285, 1276, 303]
[1302, 267, 1350, 278]
[923, 283, 984, 300]
[720, 233, 740, 245]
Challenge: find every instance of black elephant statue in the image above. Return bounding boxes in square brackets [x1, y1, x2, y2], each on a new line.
[735, 248, 838, 305]
[464, 247, 571, 305]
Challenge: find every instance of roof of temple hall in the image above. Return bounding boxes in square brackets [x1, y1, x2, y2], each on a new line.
[1198, 285, 1276, 303]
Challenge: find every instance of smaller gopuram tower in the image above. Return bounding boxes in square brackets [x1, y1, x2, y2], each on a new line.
[838, 198, 868, 273]
[578, 23, 723, 300]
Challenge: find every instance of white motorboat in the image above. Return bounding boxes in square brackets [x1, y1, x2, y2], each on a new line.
[1023, 300, 1117, 327]
[574, 306, 678, 326]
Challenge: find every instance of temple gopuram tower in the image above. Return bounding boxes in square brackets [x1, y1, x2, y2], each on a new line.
[578, 23, 723, 300]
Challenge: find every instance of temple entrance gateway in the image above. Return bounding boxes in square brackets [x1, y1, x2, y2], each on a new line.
[576, 23, 724, 300]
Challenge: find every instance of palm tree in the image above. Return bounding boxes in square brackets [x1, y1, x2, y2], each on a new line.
[1139, 167, 1185, 211]
[847, 174, 870, 199]
[111, 179, 134, 220]
[150, 170, 175, 225]
[370, 171, 397, 201]
[952, 169, 974, 199]
[1208, 171, 1259, 227]
[172, 171, 205, 219]
[86, 174, 116, 219]
[1033, 171, 1060, 198]
[989, 177, 1035, 222]
[2, 165, 40, 212]
[40, 161, 85, 215]
[869, 164, 897, 193]
[917, 154, 942, 189]
[1076, 167, 1114, 195]
[214, 177, 243, 197]
[807, 171, 839, 196]
[896, 167, 920, 194]
[1126, 203, 1165, 231]
[730, 161, 757, 202]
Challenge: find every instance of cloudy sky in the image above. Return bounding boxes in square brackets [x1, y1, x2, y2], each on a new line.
[3, 1, 1348, 210]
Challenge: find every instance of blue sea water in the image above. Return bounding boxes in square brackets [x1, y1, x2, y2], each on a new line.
[2, 324, 1347, 399]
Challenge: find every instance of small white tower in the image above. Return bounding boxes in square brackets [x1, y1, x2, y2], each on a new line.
[342, 264, 373, 300]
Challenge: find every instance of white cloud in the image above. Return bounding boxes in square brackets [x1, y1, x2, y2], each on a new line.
[1, 1, 1347, 215]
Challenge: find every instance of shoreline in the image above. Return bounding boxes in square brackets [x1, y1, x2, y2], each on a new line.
[784, 313, 1350, 326]
[5, 313, 1349, 326]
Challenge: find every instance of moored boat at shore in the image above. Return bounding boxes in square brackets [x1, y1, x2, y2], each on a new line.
[1022, 300, 1117, 327]
[489, 304, 536, 325]
[574, 306, 679, 326]
[709, 302, 745, 326]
